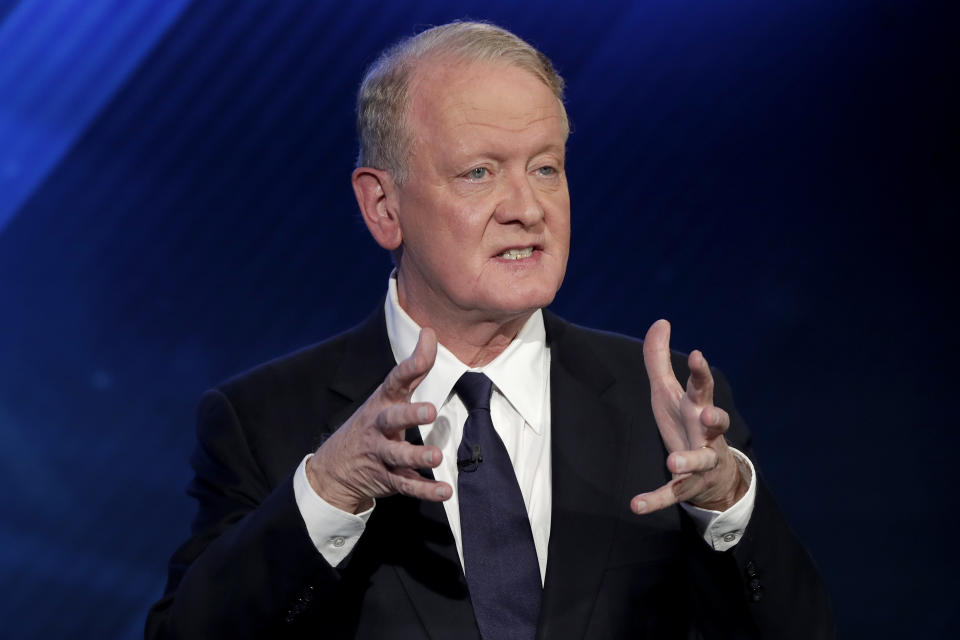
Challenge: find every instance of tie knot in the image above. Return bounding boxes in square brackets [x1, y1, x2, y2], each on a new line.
[454, 372, 493, 411]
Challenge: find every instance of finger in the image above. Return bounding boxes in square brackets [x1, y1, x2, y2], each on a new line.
[685, 349, 715, 405]
[631, 474, 706, 514]
[375, 402, 437, 437]
[378, 439, 443, 469]
[643, 319, 680, 389]
[699, 406, 730, 440]
[667, 448, 719, 475]
[391, 467, 452, 502]
[381, 328, 438, 401]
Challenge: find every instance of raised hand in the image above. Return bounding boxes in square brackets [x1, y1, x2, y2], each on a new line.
[306, 328, 451, 514]
[631, 319, 748, 515]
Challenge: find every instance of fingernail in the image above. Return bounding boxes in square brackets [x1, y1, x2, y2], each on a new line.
[418, 406, 429, 421]
[635, 500, 647, 513]
[423, 450, 434, 465]
[711, 409, 720, 424]
[435, 486, 447, 498]
[675, 455, 686, 472]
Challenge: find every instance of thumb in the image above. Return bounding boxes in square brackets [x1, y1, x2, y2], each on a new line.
[643, 319, 677, 387]
[381, 327, 437, 402]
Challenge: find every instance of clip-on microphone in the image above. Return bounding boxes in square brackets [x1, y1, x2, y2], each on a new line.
[457, 444, 483, 472]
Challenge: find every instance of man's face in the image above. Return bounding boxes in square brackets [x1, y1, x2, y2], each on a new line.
[393, 59, 571, 329]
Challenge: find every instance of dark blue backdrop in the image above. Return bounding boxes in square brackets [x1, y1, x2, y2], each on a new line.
[0, 0, 955, 637]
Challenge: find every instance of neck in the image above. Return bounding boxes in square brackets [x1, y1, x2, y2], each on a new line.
[396, 275, 532, 368]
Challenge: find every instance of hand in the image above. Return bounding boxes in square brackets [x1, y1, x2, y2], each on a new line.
[306, 328, 451, 514]
[631, 319, 748, 515]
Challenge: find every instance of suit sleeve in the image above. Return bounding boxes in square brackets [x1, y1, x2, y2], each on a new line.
[685, 369, 836, 639]
[145, 389, 340, 639]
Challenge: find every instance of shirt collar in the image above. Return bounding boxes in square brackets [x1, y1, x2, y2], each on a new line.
[384, 273, 548, 433]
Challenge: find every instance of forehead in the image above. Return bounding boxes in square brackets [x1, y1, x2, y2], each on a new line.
[407, 59, 565, 149]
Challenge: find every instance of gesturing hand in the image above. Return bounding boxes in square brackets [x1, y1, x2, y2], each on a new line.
[631, 320, 748, 516]
[306, 328, 451, 514]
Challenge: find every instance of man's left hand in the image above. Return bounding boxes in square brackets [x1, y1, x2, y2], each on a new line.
[631, 319, 748, 515]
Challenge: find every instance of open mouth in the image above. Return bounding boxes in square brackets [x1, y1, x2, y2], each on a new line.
[497, 247, 535, 260]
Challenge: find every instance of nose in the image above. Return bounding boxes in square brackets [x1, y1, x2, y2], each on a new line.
[494, 170, 544, 228]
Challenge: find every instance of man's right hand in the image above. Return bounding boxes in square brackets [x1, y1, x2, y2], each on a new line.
[306, 328, 450, 514]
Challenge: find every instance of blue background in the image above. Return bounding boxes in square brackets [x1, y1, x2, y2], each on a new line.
[0, 0, 955, 637]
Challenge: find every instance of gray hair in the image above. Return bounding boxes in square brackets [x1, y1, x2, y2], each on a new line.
[355, 21, 568, 184]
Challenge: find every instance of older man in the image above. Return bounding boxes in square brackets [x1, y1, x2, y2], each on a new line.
[147, 21, 833, 639]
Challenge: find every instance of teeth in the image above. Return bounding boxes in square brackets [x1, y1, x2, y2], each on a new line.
[499, 247, 534, 260]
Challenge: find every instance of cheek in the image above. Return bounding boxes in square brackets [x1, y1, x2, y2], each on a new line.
[399, 200, 455, 256]
[426, 218, 486, 277]
[548, 199, 572, 252]
[442, 208, 492, 257]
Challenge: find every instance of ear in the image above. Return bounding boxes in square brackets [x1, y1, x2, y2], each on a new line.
[352, 167, 402, 251]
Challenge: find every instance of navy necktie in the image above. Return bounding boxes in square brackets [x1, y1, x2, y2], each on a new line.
[455, 372, 541, 640]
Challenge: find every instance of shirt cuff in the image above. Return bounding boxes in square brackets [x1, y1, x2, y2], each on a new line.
[680, 448, 756, 551]
[293, 453, 373, 567]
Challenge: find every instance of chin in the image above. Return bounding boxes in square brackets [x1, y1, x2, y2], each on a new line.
[487, 281, 561, 316]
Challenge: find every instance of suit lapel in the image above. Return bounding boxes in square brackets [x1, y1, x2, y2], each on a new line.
[539, 312, 683, 639]
[330, 306, 478, 638]
[536, 313, 631, 639]
[325, 306, 395, 430]
[396, 427, 480, 640]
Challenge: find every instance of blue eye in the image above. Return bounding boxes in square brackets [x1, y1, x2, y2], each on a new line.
[466, 167, 488, 180]
[537, 166, 557, 176]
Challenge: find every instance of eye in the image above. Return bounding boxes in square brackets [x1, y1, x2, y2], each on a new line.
[465, 167, 489, 180]
[536, 166, 558, 177]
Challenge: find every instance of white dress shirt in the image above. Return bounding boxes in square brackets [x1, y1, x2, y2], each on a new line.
[293, 277, 757, 578]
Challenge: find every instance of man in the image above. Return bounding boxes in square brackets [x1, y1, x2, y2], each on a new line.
[147, 21, 833, 639]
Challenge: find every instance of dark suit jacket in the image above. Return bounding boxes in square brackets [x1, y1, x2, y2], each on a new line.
[146, 308, 834, 639]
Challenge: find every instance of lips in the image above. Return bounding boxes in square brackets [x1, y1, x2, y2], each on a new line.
[494, 240, 544, 261]
[498, 247, 535, 260]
